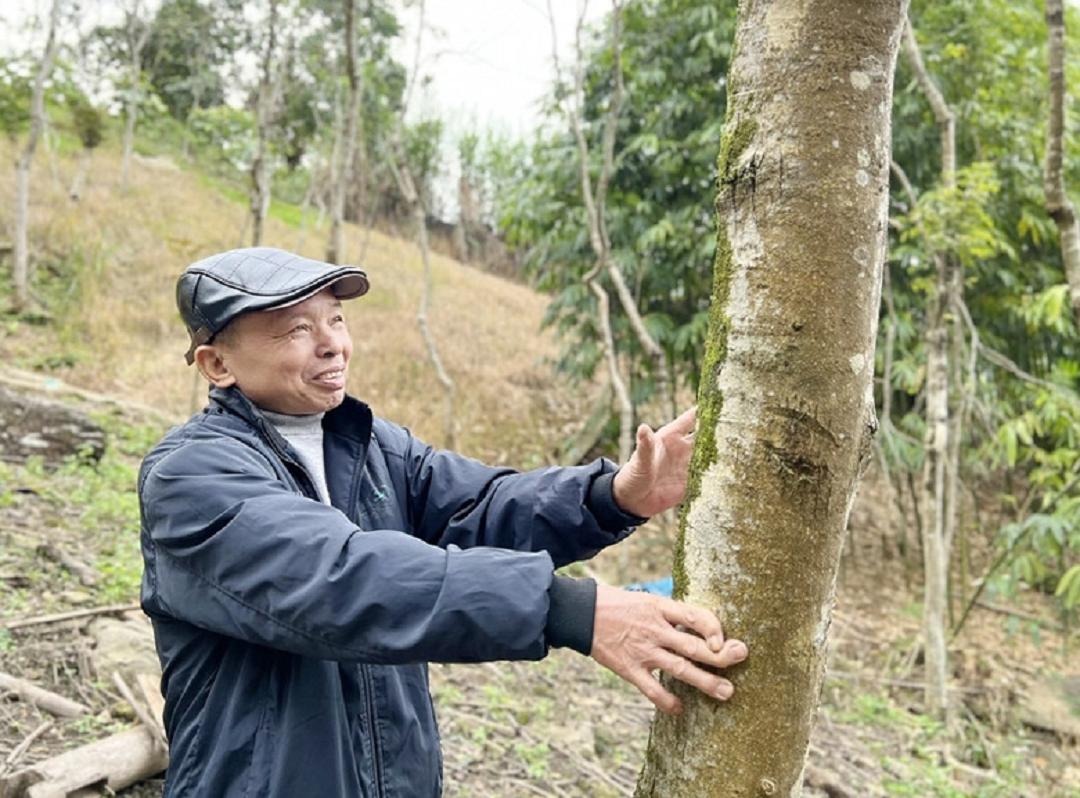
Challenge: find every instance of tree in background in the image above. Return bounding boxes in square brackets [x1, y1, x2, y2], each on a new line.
[387, 0, 455, 447]
[501, 0, 736, 438]
[141, 0, 247, 158]
[11, 0, 63, 313]
[1044, 0, 1080, 325]
[899, 16, 961, 724]
[68, 95, 105, 201]
[248, 0, 284, 246]
[883, 0, 1080, 638]
[634, 0, 908, 793]
[325, 0, 365, 265]
[119, 0, 152, 191]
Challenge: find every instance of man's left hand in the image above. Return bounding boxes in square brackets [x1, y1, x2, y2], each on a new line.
[612, 406, 697, 518]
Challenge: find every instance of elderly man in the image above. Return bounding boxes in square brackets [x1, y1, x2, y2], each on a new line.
[138, 247, 747, 798]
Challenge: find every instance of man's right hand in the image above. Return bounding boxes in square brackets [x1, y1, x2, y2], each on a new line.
[590, 582, 748, 715]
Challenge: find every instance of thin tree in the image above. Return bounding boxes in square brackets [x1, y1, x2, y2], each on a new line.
[901, 18, 958, 723]
[563, 0, 676, 428]
[548, 0, 634, 464]
[326, 0, 365, 265]
[119, 0, 151, 192]
[12, 0, 63, 314]
[249, 0, 283, 247]
[636, 0, 909, 794]
[1044, 0, 1080, 324]
[387, 0, 455, 448]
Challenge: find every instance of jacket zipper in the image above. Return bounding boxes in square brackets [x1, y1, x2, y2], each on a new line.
[361, 665, 386, 798]
[260, 413, 387, 793]
[259, 419, 321, 501]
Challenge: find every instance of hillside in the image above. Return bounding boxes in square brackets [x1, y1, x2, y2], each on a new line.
[2, 141, 1080, 797]
[0, 140, 591, 467]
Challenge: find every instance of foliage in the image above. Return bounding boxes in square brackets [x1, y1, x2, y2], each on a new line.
[142, 0, 248, 121]
[188, 104, 256, 171]
[0, 56, 34, 139]
[68, 95, 105, 149]
[498, 0, 737, 400]
[0, 55, 86, 141]
[874, 0, 1080, 612]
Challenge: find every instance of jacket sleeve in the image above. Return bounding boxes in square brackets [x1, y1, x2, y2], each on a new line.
[139, 437, 562, 665]
[374, 420, 643, 566]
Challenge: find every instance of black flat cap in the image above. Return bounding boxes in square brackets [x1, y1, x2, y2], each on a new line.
[177, 247, 369, 365]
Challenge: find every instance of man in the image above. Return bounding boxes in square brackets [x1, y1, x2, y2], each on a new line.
[139, 247, 747, 797]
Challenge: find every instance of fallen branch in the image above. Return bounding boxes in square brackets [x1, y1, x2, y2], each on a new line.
[2, 603, 139, 631]
[134, 672, 165, 729]
[975, 599, 1068, 633]
[35, 542, 100, 587]
[0, 721, 53, 781]
[111, 672, 166, 749]
[1, 726, 168, 798]
[0, 672, 88, 718]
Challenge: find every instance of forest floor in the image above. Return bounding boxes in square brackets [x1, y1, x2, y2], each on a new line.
[1, 406, 1078, 798]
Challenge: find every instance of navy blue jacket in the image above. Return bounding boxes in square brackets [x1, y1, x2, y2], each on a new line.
[138, 387, 640, 797]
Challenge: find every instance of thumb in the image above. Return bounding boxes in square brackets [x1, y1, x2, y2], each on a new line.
[634, 424, 655, 468]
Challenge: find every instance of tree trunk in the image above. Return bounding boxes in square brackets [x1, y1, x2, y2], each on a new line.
[68, 147, 92, 202]
[636, 1, 907, 795]
[902, 18, 957, 723]
[1044, 0, 1080, 324]
[120, 1, 150, 193]
[249, 0, 281, 247]
[12, 0, 62, 313]
[326, 0, 364, 265]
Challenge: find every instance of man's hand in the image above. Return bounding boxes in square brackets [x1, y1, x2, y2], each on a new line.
[612, 406, 697, 518]
[590, 583, 747, 714]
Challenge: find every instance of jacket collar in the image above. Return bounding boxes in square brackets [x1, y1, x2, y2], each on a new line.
[207, 385, 373, 447]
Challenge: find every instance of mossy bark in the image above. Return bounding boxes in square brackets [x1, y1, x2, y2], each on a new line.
[637, 1, 910, 796]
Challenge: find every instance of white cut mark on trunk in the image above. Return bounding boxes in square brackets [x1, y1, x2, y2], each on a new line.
[850, 71, 872, 90]
[764, 2, 808, 52]
[813, 590, 834, 653]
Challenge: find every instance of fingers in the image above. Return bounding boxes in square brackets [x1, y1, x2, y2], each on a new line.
[660, 598, 725, 648]
[635, 423, 655, 463]
[624, 644, 741, 715]
[663, 405, 697, 437]
[592, 586, 747, 714]
[653, 647, 736, 702]
[626, 668, 683, 715]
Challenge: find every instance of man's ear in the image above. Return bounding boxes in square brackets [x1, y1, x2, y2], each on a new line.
[193, 344, 237, 388]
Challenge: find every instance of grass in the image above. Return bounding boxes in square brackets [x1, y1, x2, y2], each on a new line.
[0, 134, 593, 469]
[827, 685, 1048, 798]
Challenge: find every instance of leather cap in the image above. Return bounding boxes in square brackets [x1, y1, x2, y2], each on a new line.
[177, 247, 369, 365]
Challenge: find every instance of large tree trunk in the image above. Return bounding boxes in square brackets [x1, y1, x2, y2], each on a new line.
[635, 1, 908, 795]
[12, 0, 62, 313]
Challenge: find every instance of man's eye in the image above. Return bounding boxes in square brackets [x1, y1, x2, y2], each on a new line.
[291, 324, 311, 334]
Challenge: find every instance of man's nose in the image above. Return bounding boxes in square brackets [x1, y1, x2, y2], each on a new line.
[315, 323, 345, 356]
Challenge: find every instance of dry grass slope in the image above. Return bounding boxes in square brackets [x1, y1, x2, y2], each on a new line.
[0, 138, 592, 467]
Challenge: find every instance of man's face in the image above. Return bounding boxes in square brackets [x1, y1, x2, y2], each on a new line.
[207, 287, 353, 415]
